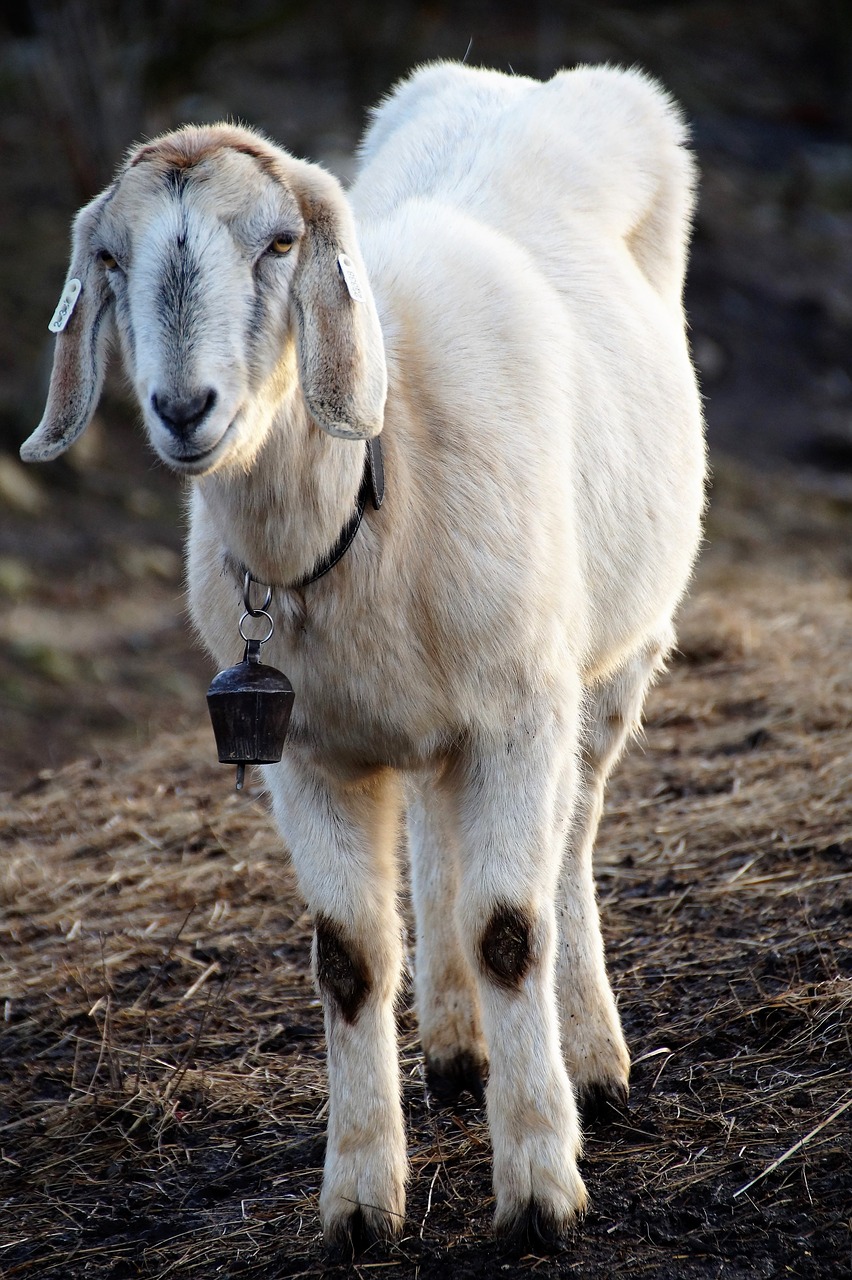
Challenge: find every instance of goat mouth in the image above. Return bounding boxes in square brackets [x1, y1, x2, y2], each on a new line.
[161, 420, 237, 474]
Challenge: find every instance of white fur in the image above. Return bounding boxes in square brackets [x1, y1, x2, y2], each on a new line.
[23, 61, 706, 1245]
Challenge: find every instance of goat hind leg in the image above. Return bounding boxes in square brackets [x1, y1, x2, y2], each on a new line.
[556, 635, 672, 1118]
[408, 775, 487, 1107]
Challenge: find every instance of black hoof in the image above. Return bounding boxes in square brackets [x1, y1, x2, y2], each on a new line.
[425, 1050, 487, 1108]
[577, 1078, 629, 1127]
[499, 1200, 573, 1254]
[325, 1207, 398, 1259]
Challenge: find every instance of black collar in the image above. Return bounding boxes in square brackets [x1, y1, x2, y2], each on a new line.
[293, 436, 384, 589]
[242, 436, 384, 594]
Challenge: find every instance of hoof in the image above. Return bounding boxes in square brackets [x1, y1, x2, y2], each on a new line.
[324, 1204, 402, 1257]
[425, 1049, 487, 1108]
[497, 1198, 579, 1253]
[577, 1077, 629, 1127]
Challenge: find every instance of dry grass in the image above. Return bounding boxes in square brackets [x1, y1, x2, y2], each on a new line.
[1, 461, 850, 1278]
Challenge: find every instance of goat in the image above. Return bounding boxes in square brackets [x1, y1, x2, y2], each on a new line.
[22, 61, 706, 1248]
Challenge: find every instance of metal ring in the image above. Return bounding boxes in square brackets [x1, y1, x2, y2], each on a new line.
[243, 571, 273, 616]
[239, 609, 274, 644]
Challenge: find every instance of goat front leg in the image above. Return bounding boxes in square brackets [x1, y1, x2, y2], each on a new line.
[444, 712, 587, 1244]
[267, 756, 407, 1247]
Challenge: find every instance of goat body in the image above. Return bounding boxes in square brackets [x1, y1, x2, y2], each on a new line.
[23, 62, 706, 1247]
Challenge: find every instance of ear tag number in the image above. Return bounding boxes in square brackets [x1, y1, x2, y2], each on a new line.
[48, 278, 82, 333]
[337, 254, 365, 303]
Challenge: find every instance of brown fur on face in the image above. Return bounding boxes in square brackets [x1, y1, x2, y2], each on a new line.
[122, 123, 388, 444]
[128, 124, 284, 183]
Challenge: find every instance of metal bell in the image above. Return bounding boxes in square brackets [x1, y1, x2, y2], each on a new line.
[207, 637, 294, 789]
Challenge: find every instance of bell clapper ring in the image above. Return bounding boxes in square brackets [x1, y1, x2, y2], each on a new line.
[241, 573, 275, 659]
[243, 571, 272, 616]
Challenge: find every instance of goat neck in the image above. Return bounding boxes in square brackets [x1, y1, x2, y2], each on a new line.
[197, 382, 369, 591]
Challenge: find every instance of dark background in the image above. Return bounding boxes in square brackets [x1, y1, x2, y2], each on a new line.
[3, 0, 852, 466]
[1, 0, 851, 779]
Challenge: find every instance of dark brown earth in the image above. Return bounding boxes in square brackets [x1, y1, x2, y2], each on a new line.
[0, 3, 851, 1277]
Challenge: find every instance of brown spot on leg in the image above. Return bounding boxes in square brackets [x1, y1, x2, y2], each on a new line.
[478, 904, 535, 991]
[314, 915, 370, 1023]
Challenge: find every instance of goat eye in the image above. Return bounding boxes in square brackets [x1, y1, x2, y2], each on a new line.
[98, 250, 119, 270]
[268, 235, 294, 255]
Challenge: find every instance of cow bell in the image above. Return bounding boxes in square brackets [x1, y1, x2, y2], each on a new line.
[207, 638, 294, 790]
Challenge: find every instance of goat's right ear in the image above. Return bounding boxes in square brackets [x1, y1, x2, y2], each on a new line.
[20, 191, 115, 463]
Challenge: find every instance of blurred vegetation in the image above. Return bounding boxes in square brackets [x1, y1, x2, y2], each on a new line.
[1, 1, 852, 468]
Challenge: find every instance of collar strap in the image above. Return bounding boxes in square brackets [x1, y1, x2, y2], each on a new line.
[245, 436, 384, 594]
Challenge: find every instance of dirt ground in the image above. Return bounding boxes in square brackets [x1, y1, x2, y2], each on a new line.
[0, 453, 850, 1279]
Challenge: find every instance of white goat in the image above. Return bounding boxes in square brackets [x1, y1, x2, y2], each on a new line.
[23, 61, 705, 1248]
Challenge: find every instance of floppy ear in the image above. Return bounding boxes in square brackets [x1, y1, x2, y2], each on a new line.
[20, 190, 115, 463]
[291, 174, 387, 440]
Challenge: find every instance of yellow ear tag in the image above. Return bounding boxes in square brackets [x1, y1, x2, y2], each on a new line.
[48, 278, 82, 333]
[337, 254, 365, 303]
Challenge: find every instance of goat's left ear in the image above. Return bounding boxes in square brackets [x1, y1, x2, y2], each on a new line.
[291, 173, 387, 440]
[20, 189, 115, 463]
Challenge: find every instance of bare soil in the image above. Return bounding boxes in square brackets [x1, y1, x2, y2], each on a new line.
[0, 456, 850, 1279]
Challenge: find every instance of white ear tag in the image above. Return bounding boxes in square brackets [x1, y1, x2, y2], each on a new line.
[337, 253, 365, 303]
[48, 278, 82, 333]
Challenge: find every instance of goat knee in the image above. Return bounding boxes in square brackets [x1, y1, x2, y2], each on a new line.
[477, 902, 538, 990]
[314, 915, 371, 1022]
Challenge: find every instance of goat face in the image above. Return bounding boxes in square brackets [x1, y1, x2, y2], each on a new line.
[22, 125, 387, 475]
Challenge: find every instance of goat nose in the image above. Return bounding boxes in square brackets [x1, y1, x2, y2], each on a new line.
[151, 389, 217, 435]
